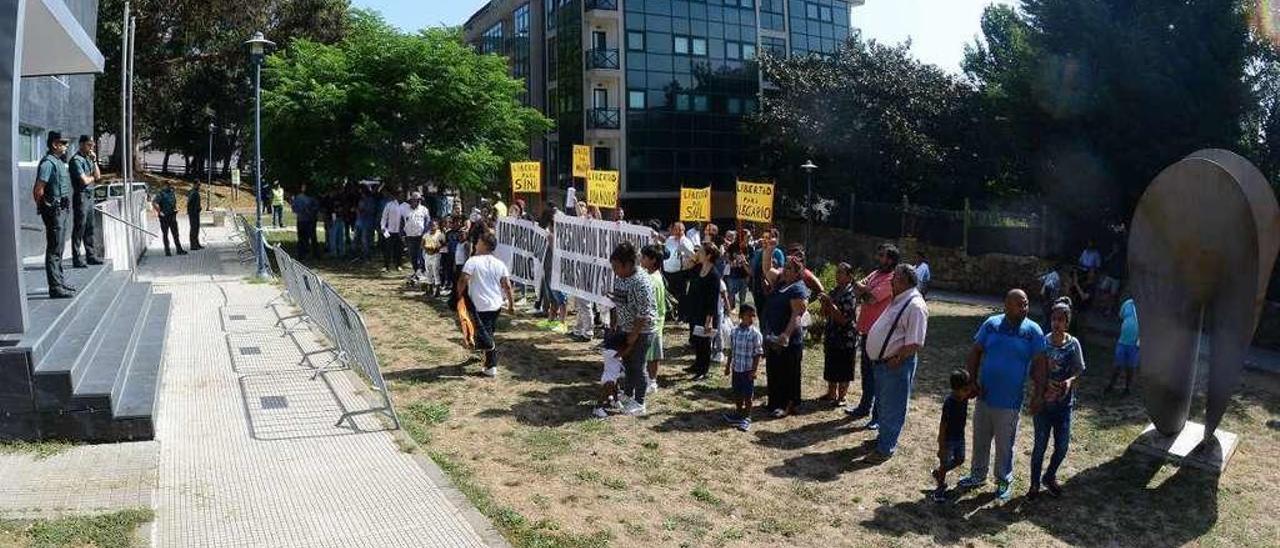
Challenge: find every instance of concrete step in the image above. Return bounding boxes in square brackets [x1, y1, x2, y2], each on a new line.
[112, 293, 170, 425]
[21, 262, 115, 365]
[73, 283, 153, 398]
[30, 271, 132, 409]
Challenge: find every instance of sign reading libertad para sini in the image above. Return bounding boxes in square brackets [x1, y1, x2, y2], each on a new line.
[510, 161, 542, 194]
[494, 217, 549, 293]
[550, 212, 655, 307]
[736, 180, 774, 223]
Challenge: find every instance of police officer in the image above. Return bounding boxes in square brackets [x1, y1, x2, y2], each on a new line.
[187, 181, 204, 250]
[31, 132, 74, 299]
[69, 135, 103, 268]
[153, 181, 186, 256]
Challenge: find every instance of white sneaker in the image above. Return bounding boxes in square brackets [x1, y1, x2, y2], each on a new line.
[647, 381, 659, 395]
[592, 407, 609, 418]
[714, 352, 726, 364]
[624, 402, 646, 416]
[483, 367, 497, 377]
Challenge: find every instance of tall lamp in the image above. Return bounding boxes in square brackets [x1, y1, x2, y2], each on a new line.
[801, 160, 818, 255]
[245, 31, 275, 279]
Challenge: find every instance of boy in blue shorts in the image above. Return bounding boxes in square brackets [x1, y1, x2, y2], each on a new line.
[932, 369, 975, 502]
[723, 304, 763, 431]
[1107, 297, 1140, 396]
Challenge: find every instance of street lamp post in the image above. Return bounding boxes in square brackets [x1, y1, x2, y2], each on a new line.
[245, 31, 275, 280]
[801, 160, 818, 255]
[206, 122, 214, 206]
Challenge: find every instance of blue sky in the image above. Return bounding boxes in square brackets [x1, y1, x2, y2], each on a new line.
[352, 0, 1014, 72]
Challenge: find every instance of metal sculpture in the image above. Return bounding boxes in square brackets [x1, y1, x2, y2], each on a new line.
[1129, 149, 1280, 446]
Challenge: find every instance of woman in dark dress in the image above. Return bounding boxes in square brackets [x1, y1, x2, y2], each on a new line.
[762, 256, 811, 418]
[683, 243, 724, 380]
[819, 262, 858, 406]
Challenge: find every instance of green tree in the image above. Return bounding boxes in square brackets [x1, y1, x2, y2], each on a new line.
[261, 11, 551, 194]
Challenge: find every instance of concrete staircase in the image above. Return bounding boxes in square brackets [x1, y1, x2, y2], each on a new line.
[0, 261, 170, 441]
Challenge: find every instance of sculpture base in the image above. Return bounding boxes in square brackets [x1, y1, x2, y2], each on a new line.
[1131, 421, 1239, 473]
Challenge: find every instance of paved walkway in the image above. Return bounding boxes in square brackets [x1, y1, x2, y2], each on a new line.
[145, 221, 498, 547]
[0, 441, 156, 518]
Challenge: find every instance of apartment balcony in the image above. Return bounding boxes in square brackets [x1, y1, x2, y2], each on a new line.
[585, 0, 618, 12]
[585, 0, 621, 23]
[585, 48, 620, 71]
[587, 108, 621, 130]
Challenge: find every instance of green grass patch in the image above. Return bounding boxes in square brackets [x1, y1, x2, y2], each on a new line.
[0, 440, 77, 460]
[690, 485, 723, 508]
[0, 508, 154, 548]
[520, 428, 577, 461]
[401, 400, 451, 445]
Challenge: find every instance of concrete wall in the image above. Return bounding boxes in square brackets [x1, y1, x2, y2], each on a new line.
[16, 0, 98, 259]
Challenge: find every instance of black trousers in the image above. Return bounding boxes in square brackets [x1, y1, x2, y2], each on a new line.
[382, 232, 403, 269]
[474, 309, 501, 368]
[188, 210, 201, 248]
[71, 191, 98, 264]
[40, 206, 68, 291]
[765, 344, 803, 411]
[297, 219, 317, 258]
[160, 213, 184, 255]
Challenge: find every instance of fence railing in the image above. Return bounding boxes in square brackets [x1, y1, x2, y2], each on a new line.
[585, 48, 620, 70]
[268, 242, 399, 429]
[823, 195, 1061, 258]
[587, 107, 621, 130]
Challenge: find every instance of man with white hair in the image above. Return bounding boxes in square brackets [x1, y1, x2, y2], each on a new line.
[862, 264, 929, 462]
[400, 191, 432, 279]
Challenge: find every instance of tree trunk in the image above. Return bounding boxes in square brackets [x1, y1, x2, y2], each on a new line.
[162, 151, 171, 175]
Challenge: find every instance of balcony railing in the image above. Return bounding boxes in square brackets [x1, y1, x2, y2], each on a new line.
[585, 48, 620, 70]
[585, 0, 619, 11]
[587, 108, 621, 130]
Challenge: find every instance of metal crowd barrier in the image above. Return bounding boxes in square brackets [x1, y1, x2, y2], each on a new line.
[268, 243, 400, 429]
[230, 214, 261, 265]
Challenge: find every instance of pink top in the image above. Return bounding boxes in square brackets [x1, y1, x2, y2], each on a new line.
[856, 269, 895, 335]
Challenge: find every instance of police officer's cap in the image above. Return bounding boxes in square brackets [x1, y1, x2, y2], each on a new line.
[46, 131, 69, 147]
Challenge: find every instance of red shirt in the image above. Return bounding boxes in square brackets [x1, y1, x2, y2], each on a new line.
[856, 269, 895, 335]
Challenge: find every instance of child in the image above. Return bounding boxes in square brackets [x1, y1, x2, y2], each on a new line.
[593, 337, 626, 418]
[1029, 297, 1085, 499]
[723, 304, 764, 431]
[641, 244, 668, 394]
[1107, 297, 1139, 395]
[422, 220, 444, 298]
[932, 369, 974, 503]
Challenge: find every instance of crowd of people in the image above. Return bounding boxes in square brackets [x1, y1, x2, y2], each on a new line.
[267, 183, 1141, 506]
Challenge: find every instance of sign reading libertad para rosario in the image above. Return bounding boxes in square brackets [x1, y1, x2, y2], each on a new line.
[572, 145, 592, 179]
[586, 170, 620, 208]
[736, 180, 774, 223]
[510, 161, 542, 194]
[680, 187, 711, 222]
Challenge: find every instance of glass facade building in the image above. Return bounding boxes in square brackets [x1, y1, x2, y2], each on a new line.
[465, 0, 861, 210]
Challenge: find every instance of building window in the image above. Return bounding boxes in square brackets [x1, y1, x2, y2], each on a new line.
[676, 94, 691, 111]
[692, 38, 708, 56]
[18, 125, 41, 163]
[727, 98, 742, 115]
[628, 31, 645, 51]
[820, 5, 833, 21]
[628, 90, 646, 110]
[693, 95, 709, 112]
[763, 36, 787, 58]
[743, 43, 757, 60]
[515, 4, 530, 35]
[726, 42, 740, 60]
[481, 23, 503, 54]
[674, 35, 690, 55]
[806, 3, 819, 19]
[545, 0, 556, 32]
[740, 0, 755, 7]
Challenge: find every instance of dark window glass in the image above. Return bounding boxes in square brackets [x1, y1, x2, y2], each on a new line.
[806, 3, 818, 19]
[726, 41, 740, 60]
[676, 94, 691, 111]
[693, 95, 709, 112]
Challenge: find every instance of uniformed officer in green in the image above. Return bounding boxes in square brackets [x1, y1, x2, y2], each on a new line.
[31, 131, 74, 299]
[69, 135, 103, 268]
[152, 181, 186, 256]
[187, 181, 203, 250]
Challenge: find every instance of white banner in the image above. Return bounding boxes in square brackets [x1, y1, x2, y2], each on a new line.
[495, 217, 549, 290]
[550, 212, 656, 307]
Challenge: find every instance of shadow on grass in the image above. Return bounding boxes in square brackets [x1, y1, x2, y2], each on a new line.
[761, 443, 879, 482]
[861, 448, 1220, 547]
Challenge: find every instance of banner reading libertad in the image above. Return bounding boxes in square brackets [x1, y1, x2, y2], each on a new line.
[550, 212, 655, 307]
[495, 217, 549, 292]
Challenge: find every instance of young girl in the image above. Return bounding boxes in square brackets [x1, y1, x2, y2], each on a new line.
[422, 220, 445, 298]
[641, 244, 668, 394]
[1028, 297, 1086, 499]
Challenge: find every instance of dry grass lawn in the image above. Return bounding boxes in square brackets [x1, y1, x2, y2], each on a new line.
[291, 248, 1278, 548]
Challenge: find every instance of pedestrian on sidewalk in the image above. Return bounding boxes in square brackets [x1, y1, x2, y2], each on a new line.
[291, 185, 320, 258]
[457, 231, 514, 377]
[1028, 297, 1085, 500]
[845, 243, 899, 428]
[401, 191, 431, 278]
[863, 264, 928, 462]
[380, 189, 405, 272]
[153, 181, 186, 257]
[186, 181, 204, 251]
[957, 289, 1049, 503]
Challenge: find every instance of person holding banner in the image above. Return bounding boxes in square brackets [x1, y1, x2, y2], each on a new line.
[606, 242, 658, 416]
[762, 256, 812, 418]
[684, 243, 725, 381]
[571, 204, 604, 342]
[457, 231, 515, 377]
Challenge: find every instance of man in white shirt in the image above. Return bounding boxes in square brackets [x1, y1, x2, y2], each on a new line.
[663, 221, 696, 318]
[400, 191, 432, 277]
[458, 231, 515, 377]
[380, 190, 405, 272]
[863, 263, 929, 462]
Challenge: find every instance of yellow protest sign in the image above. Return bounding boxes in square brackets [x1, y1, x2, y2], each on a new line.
[510, 161, 542, 194]
[736, 180, 774, 223]
[586, 170, 620, 208]
[680, 187, 711, 222]
[572, 145, 592, 178]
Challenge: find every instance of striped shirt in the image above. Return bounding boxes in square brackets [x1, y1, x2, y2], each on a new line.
[729, 325, 764, 373]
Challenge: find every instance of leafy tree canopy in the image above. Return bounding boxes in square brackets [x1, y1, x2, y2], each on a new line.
[261, 11, 551, 194]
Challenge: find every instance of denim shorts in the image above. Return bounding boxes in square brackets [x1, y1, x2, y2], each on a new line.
[731, 371, 755, 398]
[1115, 343, 1140, 369]
[941, 440, 966, 469]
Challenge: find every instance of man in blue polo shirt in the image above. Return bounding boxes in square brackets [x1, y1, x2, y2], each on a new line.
[956, 289, 1048, 502]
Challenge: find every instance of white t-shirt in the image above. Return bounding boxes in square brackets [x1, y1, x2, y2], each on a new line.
[455, 241, 470, 266]
[463, 254, 510, 312]
[663, 235, 695, 273]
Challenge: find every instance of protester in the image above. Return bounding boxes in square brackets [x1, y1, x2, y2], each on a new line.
[725, 230, 750, 309]
[663, 221, 696, 317]
[762, 256, 811, 418]
[606, 242, 658, 416]
[785, 244, 826, 294]
[932, 370, 974, 503]
[684, 243, 724, 380]
[452, 218, 473, 297]
[723, 304, 764, 431]
[401, 191, 432, 279]
[641, 244, 668, 394]
[564, 185, 578, 215]
[380, 190, 405, 272]
[457, 231, 515, 377]
[749, 228, 785, 308]
[291, 185, 320, 259]
[571, 204, 603, 342]
[845, 243, 900, 428]
[1028, 297, 1085, 500]
[356, 187, 380, 261]
[819, 262, 858, 406]
[493, 194, 508, 219]
[957, 289, 1049, 503]
[1107, 297, 1140, 395]
[863, 264, 928, 461]
[422, 219, 445, 297]
[271, 183, 286, 228]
